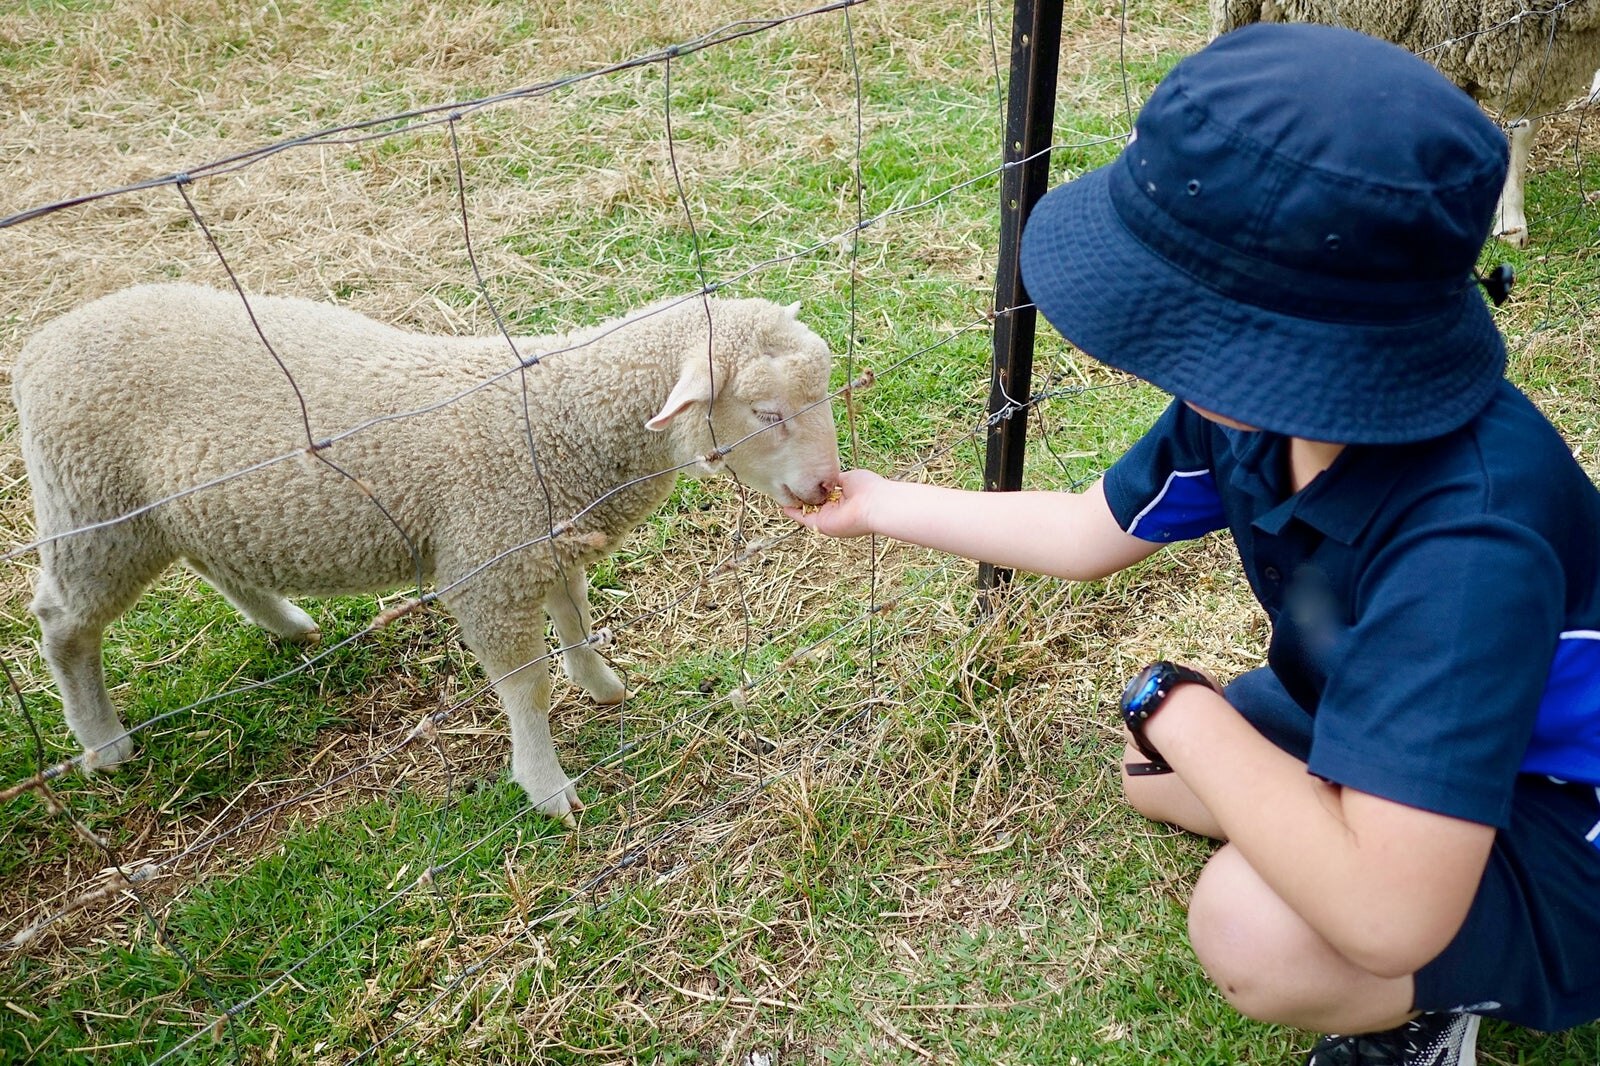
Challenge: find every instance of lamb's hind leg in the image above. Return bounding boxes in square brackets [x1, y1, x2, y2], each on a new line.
[544, 567, 626, 704]
[188, 561, 321, 644]
[32, 539, 171, 769]
[450, 590, 580, 823]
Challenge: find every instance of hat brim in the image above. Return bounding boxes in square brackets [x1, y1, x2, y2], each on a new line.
[1019, 163, 1507, 445]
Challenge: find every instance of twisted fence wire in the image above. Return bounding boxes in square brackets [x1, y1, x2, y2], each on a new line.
[7, 364, 1108, 1064]
[660, 40, 770, 761]
[7, 1, 1599, 1060]
[9, 302, 1113, 985]
[1, 661, 247, 1064]
[2, 88, 1070, 809]
[0, 354, 885, 802]
[0, 140, 1089, 574]
[1, 6, 1035, 1057]
[0, 1, 873, 233]
[145, 546, 958, 1064]
[839, 0, 888, 760]
[327, 5, 1600, 1057]
[0, 297, 1007, 945]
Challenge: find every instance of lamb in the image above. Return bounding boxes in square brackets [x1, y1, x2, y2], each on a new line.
[13, 283, 842, 822]
[1209, 0, 1600, 246]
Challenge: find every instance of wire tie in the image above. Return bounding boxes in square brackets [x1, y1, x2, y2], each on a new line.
[373, 597, 424, 628]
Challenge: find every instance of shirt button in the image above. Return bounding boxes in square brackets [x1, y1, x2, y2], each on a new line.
[1262, 566, 1282, 584]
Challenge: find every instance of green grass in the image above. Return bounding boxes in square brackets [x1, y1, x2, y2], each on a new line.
[3, 0, 1600, 1063]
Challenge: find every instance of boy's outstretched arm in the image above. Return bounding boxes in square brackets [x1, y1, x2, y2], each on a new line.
[785, 468, 1160, 581]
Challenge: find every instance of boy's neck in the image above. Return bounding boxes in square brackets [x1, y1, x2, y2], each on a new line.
[1182, 401, 1348, 492]
[1288, 436, 1346, 493]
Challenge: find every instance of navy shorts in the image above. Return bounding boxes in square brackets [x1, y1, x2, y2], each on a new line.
[1225, 667, 1600, 1031]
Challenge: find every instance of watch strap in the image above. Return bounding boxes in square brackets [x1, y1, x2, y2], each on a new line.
[1121, 661, 1212, 777]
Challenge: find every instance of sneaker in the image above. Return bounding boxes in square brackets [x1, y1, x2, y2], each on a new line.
[1304, 1012, 1479, 1065]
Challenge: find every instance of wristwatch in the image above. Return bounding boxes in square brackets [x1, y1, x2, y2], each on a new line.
[1119, 661, 1214, 777]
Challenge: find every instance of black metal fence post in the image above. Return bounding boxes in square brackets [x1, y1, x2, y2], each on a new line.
[979, 0, 1063, 603]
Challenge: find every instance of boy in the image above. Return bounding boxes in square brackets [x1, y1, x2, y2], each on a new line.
[788, 23, 1600, 1065]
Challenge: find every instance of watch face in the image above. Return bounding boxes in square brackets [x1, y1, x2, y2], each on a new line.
[1120, 663, 1165, 713]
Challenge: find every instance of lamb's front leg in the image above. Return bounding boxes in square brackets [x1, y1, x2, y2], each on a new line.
[1494, 116, 1538, 248]
[31, 543, 169, 770]
[451, 595, 581, 824]
[37, 614, 133, 769]
[544, 566, 626, 705]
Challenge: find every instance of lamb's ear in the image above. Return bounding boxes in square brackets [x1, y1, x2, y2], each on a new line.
[783, 301, 801, 318]
[645, 358, 715, 431]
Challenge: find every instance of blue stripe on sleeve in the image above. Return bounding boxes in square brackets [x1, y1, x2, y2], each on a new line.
[1523, 631, 1600, 787]
[1125, 469, 1227, 542]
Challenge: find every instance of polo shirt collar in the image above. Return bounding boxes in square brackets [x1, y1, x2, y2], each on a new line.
[1225, 429, 1413, 544]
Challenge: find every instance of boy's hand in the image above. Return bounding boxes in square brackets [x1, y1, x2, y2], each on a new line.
[784, 468, 883, 538]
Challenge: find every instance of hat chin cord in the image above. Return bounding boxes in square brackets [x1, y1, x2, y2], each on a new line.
[1477, 262, 1515, 306]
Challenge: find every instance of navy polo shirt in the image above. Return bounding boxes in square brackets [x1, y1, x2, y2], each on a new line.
[1103, 381, 1600, 829]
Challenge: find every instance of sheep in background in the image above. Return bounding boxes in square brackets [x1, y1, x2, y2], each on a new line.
[13, 283, 842, 822]
[1210, 0, 1600, 246]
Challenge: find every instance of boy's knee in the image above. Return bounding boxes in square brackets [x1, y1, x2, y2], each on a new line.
[1188, 847, 1319, 1024]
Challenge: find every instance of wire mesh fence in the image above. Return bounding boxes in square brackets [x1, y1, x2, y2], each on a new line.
[2, 0, 1600, 1062]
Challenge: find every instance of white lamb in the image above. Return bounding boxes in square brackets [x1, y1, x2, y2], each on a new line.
[1210, 0, 1600, 246]
[13, 283, 842, 822]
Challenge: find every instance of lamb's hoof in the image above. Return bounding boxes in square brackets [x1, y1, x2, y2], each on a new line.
[570, 662, 626, 705]
[82, 734, 135, 771]
[523, 776, 584, 826]
[544, 790, 583, 828]
[272, 603, 321, 644]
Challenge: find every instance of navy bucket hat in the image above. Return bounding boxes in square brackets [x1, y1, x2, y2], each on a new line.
[1019, 23, 1511, 445]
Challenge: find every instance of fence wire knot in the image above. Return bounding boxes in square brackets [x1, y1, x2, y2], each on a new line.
[373, 596, 426, 629]
[406, 715, 441, 744]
